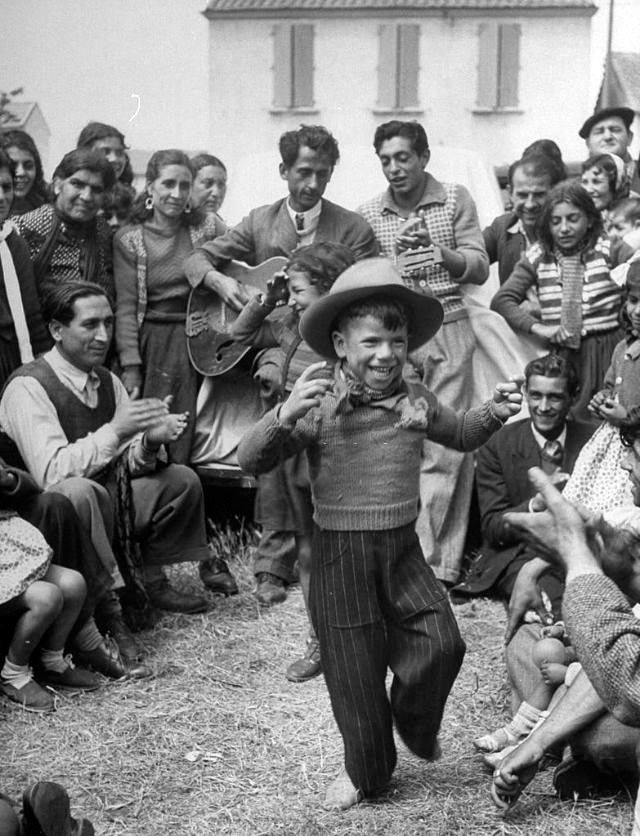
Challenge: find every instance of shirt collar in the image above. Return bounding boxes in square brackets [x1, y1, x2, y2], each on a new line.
[45, 347, 101, 395]
[530, 423, 567, 451]
[286, 198, 322, 231]
[380, 173, 446, 217]
[506, 217, 535, 247]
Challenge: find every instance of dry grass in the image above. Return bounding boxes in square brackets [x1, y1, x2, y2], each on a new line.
[1, 534, 635, 835]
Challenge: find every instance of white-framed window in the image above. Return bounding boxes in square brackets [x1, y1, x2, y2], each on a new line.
[377, 23, 420, 110]
[476, 23, 521, 110]
[273, 23, 314, 110]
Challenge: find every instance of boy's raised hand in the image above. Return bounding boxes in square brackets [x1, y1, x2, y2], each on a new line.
[492, 376, 524, 420]
[265, 271, 289, 306]
[279, 362, 333, 427]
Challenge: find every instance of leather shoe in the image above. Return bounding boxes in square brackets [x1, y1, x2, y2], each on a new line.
[35, 659, 100, 693]
[553, 754, 624, 800]
[97, 612, 140, 661]
[73, 642, 126, 680]
[255, 572, 287, 605]
[1, 677, 55, 713]
[147, 579, 208, 614]
[286, 638, 321, 682]
[22, 781, 94, 836]
[199, 556, 239, 596]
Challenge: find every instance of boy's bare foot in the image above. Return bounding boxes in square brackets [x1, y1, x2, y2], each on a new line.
[324, 769, 363, 811]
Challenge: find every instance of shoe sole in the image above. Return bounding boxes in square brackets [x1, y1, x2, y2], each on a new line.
[3, 696, 54, 713]
[286, 669, 323, 683]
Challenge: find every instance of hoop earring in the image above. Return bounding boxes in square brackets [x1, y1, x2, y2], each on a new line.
[144, 195, 153, 211]
[184, 202, 192, 215]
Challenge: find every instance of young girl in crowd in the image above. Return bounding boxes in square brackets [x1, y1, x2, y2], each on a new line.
[76, 121, 134, 189]
[562, 260, 640, 512]
[0, 130, 49, 217]
[230, 242, 355, 682]
[0, 463, 99, 713]
[492, 180, 635, 420]
[581, 152, 630, 221]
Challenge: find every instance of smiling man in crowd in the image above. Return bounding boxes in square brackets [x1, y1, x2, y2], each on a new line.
[579, 106, 640, 195]
[185, 125, 378, 607]
[453, 354, 593, 633]
[0, 282, 215, 651]
[483, 154, 563, 285]
[358, 119, 489, 585]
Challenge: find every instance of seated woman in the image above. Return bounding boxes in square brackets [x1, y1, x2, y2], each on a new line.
[0, 130, 49, 217]
[13, 148, 116, 301]
[76, 121, 134, 191]
[0, 150, 50, 388]
[190, 153, 228, 228]
[113, 149, 224, 464]
[581, 153, 630, 224]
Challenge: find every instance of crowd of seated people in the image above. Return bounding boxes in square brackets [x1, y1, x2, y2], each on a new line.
[1, 106, 640, 828]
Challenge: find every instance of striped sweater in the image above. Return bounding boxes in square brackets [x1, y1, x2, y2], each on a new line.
[491, 236, 633, 336]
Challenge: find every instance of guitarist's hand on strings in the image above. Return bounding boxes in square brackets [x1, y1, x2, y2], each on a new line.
[203, 268, 250, 312]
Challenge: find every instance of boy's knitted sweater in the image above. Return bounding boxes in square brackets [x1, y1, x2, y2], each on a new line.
[238, 377, 504, 531]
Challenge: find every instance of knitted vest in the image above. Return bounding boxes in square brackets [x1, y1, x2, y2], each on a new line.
[7, 357, 116, 442]
[359, 184, 465, 319]
[526, 237, 622, 334]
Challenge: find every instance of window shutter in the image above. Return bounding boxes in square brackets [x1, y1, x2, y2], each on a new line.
[273, 24, 293, 108]
[292, 24, 314, 107]
[378, 23, 397, 109]
[477, 23, 498, 108]
[397, 24, 420, 108]
[497, 24, 520, 108]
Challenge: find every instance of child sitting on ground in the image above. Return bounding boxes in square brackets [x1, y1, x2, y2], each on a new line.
[0, 463, 99, 712]
[475, 622, 578, 767]
[230, 242, 355, 683]
[238, 258, 523, 810]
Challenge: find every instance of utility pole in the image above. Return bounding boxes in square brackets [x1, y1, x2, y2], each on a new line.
[603, 0, 615, 106]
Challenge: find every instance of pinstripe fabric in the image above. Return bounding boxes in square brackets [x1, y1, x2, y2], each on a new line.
[309, 523, 465, 793]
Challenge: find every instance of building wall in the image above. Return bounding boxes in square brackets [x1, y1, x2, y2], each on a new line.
[208, 13, 594, 173]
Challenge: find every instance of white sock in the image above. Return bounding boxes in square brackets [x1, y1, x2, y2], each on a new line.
[1, 657, 32, 690]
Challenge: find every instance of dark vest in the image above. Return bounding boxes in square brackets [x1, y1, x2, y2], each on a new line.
[1, 357, 116, 478]
[7, 357, 116, 442]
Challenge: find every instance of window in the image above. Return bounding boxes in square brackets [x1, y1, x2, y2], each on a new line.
[476, 23, 521, 110]
[273, 23, 314, 110]
[377, 23, 420, 111]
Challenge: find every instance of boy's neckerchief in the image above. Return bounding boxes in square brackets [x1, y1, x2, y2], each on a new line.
[334, 360, 405, 413]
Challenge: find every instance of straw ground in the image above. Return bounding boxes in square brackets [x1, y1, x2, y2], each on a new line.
[1, 534, 635, 835]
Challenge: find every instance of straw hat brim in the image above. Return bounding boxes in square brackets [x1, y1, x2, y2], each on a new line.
[299, 283, 444, 358]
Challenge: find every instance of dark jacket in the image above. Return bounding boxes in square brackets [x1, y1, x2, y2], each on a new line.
[454, 417, 594, 595]
[483, 212, 527, 285]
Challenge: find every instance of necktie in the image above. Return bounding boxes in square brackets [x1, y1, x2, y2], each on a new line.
[540, 439, 564, 475]
[295, 213, 305, 233]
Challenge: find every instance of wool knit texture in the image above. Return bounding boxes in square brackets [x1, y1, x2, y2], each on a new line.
[491, 236, 630, 336]
[563, 572, 640, 727]
[357, 175, 488, 320]
[238, 380, 503, 531]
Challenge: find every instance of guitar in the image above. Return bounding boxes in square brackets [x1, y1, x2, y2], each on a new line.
[186, 257, 288, 376]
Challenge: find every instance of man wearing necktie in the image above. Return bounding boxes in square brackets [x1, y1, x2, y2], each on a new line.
[185, 125, 378, 605]
[453, 353, 594, 615]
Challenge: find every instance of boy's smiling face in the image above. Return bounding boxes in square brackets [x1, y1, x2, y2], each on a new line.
[332, 315, 408, 391]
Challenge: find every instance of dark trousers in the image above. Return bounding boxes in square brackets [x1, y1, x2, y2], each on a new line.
[309, 523, 465, 793]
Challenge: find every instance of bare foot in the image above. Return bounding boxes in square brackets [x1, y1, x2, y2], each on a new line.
[324, 769, 363, 811]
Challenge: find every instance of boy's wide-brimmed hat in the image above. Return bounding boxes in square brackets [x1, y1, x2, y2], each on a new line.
[299, 257, 444, 358]
[579, 106, 635, 139]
